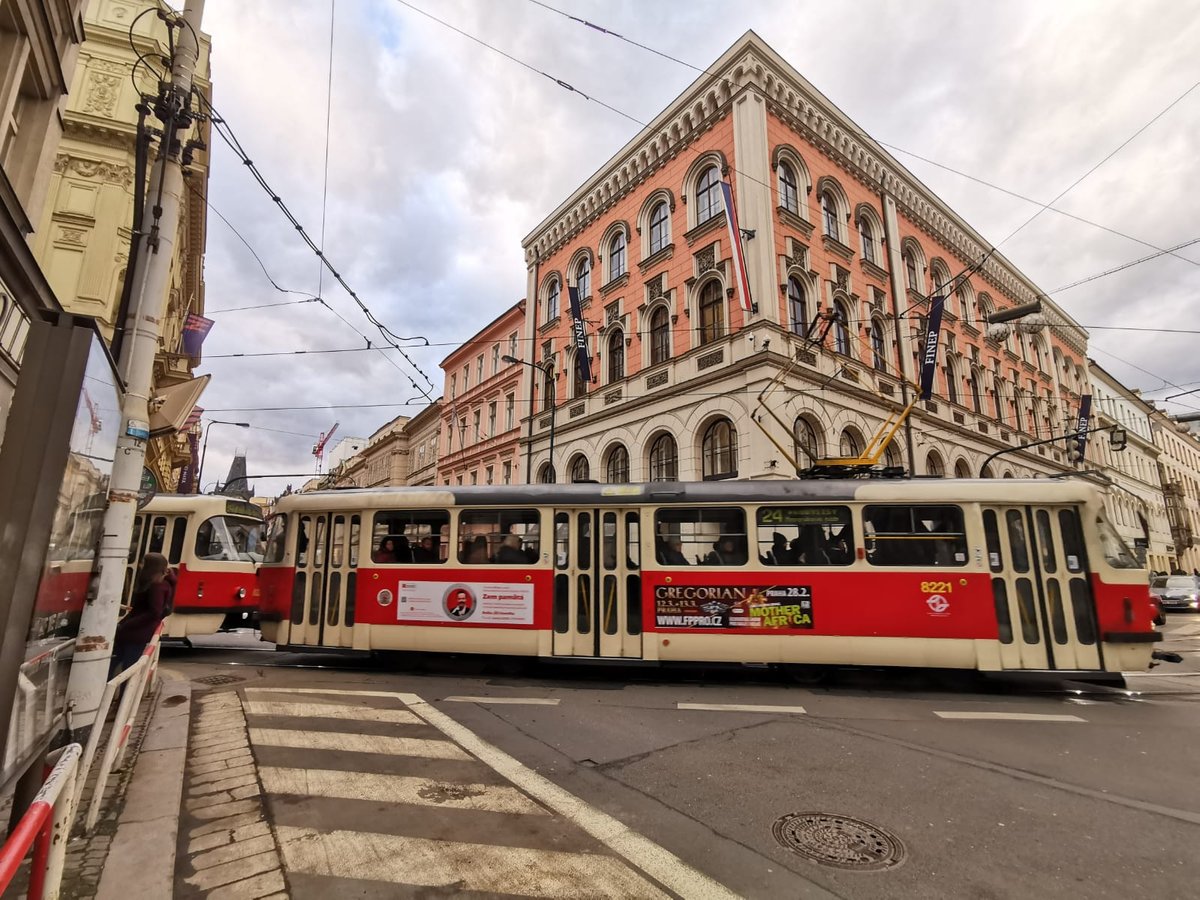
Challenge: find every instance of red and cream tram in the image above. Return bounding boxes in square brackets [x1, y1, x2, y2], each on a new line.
[257, 480, 1161, 678]
[127, 495, 263, 638]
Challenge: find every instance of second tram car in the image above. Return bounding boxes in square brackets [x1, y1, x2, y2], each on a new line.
[257, 480, 1161, 678]
[127, 495, 264, 638]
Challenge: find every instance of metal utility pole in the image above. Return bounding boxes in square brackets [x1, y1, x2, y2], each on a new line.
[66, 0, 205, 738]
[880, 189, 918, 477]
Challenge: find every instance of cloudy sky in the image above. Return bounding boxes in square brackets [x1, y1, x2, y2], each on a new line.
[189, 0, 1200, 496]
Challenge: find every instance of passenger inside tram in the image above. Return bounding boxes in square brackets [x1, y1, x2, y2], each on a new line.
[494, 533, 528, 564]
[373, 537, 399, 563]
[655, 537, 688, 566]
[462, 535, 490, 564]
[703, 536, 747, 566]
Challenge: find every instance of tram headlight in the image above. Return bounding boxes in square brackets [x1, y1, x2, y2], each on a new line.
[197, 582, 204, 599]
[236, 587, 247, 600]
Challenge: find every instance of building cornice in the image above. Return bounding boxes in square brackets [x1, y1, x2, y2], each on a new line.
[522, 31, 1087, 356]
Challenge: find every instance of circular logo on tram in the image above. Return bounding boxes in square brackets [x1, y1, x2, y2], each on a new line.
[442, 584, 478, 621]
[926, 594, 950, 615]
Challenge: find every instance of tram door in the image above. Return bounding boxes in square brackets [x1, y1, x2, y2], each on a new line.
[552, 509, 643, 658]
[287, 512, 360, 648]
[983, 505, 1101, 671]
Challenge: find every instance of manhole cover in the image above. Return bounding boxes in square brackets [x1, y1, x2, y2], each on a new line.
[772, 812, 905, 870]
[194, 674, 245, 686]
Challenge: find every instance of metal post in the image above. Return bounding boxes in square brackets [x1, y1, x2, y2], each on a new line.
[880, 189, 917, 476]
[66, 0, 206, 740]
[197, 419, 249, 492]
[524, 377, 536, 484]
[544, 362, 556, 483]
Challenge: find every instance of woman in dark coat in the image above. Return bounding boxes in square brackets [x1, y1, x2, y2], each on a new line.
[112, 552, 172, 676]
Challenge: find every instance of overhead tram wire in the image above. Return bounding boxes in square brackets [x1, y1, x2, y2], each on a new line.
[316, 0, 336, 314]
[190, 90, 437, 398]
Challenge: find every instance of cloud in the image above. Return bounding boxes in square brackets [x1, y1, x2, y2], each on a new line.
[193, 0, 1200, 494]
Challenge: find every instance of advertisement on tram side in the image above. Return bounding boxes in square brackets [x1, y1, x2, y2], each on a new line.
[396, 581, 535, 625]
[653, 584, 814, 630]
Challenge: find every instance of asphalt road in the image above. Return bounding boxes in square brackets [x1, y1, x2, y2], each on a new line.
[165, 617, 1200, 899]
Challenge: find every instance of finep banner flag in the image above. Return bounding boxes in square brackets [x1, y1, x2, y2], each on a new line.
[720, 181, 754, 313]
[568, 286, 592, 383]
[917, 295, 946, 401]
[182, 314, 214, 356]
[1074, 394, 1093, 459]
[178, 431, 200, 494]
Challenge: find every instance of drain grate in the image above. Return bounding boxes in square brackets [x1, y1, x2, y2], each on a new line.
[772, 812, 905, 870]
[194, 674, 245, 686]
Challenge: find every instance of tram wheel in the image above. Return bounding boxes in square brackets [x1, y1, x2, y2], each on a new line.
[780, 664, 828, 685]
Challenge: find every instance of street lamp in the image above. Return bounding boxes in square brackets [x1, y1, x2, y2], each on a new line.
[197, 420, 250, 493]
[502, 355, 555, 483]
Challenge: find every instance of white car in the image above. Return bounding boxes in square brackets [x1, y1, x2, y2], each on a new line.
[1151, 575, 1200, 612]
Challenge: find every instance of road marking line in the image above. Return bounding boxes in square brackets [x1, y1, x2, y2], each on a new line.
[259, 766, 546, 816]
[245, 700, 422, 724]
[275, 825, 669, 898]
[243, 687, 402, 698]
[677, 702, 807, 715]
[443, 696, 561, 706]
[398, 692, 740, 900]
[249, 728, 472, 760]
[933, 711, 1086, 722]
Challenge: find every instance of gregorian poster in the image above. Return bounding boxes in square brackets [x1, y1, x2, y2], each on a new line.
[396, 581, 534, 625]
[653, 584, 814, 629]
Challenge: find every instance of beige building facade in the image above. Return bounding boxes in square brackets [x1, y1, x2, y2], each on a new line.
[1149, 407, 1200, 574]
[30, 0, 212, 493]
[319, 402, 443, 490]
[0, 0, 87, 448]
[519, 32, 1091, 488]
[404, 400, 442, 486]
[1087, 361, 1172, 572]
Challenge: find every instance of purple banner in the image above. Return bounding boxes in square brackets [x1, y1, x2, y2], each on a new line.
[1073, 393, 1093, 461]
[177, 431, 201, 494]
[181, 314, 214, 357]
[918, 296, 946, 401]
[567, 286, 592, 384]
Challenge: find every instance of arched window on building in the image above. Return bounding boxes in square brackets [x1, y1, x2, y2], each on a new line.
[545, 278, 560, 323]
[575, 256, 591, 301]
[569, 454, 590, 483]
[696, 166, 722, 224]
[839, 427, 863, 460]
[649, 306, 670, 365]
[870, 317, 887, 371]
[538, 462, 555, 483]
[859, 216, 877, 264]
[926, 450, 945, 478]
[833, 301, 851, 356]
[788, 277, 807, 335]
[605, 445, 630, 483]
[607, 330, 625, 383]
[648, 433, 678, 481]
[698, 280, 724, 345]
[608, 230, 627, 282]
[778, 161, 799, 214]
[991, 378, 1004, 422]
[649, 201, 670, 255]
[821, 190, 840, 241]
[945, 355, 960, 405]
[903, 249, 920, 291]
[793, 416, 822, 466]
[954, 458, 972, 479]
[572, 354, 588, 398]
[701, 419, 738, 480]
[969, 367, 983, 414]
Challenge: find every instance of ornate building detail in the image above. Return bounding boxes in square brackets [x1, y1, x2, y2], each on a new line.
[646, 371, 669, 389]
[53, 155, 134, 187]
[695, 244, 716, 274]
[83, 71, 121, 116]
[569, 403, 585, 419]
[834, 267, 849, 291]
[605, 301, 620, 325]
[697, 349, 724, 371]
[604, 390, 622, 405]
[648, 274, 667, 302]
[58, 227, 87, 246]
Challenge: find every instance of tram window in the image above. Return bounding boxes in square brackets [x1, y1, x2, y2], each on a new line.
[553, 574, 570, 632]
[1035, 510, 1057, 574]
[1058, 510, 1086, 573]
[297, 517, 311, 566]
[554, 513, 569, 570]
[992, 579, 1013, 644]
[577, 574, 591, 633]
[331, 516, 346, 568]
[346, 572, 357, 625]
[312, 518, 327, 569]
[372, 510, 449, 564]
[1005, 510, 1030, 573]
[626, 574, 642, 634]
[148, 517, 167, 554]
[983, 510, 1004, 573]
[603, 575, 618, 634]
[625, 513, 640, 570]
[349, 516, 360, 568]
[195, 516, 264, 562]
[1046, 580, 1068, 644]
[168, 517, 187, 565]
[654, 507, 746, 566]
[309, 571, 322, 626]
[1096, 516, 1139, 569]
[863, 505, 966, 567]
[1015, 578, 1039, 644]
[128, 517, 145, 562]
[578, 513, 591, 569]
[602, 513, 618, 571]
[264, 515, 288, 564]
[327, 572, 341, 626]
[756, 506, 853, 566]
[1069, 579, 1097, 644]
[458, 509, 541, 564]
[291, 572, 306, 625]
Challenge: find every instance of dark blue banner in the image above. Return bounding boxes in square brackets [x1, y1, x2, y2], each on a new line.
[1074, 394, 1093, 460]
[568, 286, 592, 384]
[918, 295, 946, 401]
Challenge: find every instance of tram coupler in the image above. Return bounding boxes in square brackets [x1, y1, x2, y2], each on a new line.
[1151, 649, 1183, 664]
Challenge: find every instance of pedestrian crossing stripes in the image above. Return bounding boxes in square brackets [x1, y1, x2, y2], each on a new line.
[933, 711, 1086, 722]
[239, 686, 736, 898]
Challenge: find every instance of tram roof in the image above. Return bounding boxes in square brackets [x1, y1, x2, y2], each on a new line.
[142, 494, 265, 517]
[274, 478, 1103, 511]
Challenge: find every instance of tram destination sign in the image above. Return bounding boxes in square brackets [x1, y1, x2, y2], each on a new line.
[654, 584, 813, 630]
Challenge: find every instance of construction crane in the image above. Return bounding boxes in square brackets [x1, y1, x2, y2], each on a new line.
[313, 422, 339, 472]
